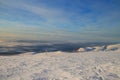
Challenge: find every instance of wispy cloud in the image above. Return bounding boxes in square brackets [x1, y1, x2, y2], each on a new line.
[0, 0, 120, 42]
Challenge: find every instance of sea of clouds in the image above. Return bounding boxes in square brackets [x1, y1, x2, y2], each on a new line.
[0, 40, 119, 55]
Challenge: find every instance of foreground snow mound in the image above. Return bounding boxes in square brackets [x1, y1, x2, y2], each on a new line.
[0, 51, 120, 80]
[77, 48, 86, 52]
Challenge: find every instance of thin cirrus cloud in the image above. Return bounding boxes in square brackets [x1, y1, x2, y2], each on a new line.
[0, 0, 120, 42]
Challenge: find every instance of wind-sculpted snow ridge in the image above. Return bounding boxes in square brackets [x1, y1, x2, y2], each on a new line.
[106, 44, 120, 51]
[0, 50, 120, 80]
[77, 44, 120, 52]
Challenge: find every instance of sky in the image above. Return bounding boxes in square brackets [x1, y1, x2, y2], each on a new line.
[0, 0, 120, 42]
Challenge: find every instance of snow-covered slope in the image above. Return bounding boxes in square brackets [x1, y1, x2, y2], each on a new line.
[106, 44, 120, 51]
[0, 50, 120, 80]
[77, 44, 120, 52]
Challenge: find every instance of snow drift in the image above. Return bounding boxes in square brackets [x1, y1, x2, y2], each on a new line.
[0, 44, 120, 80]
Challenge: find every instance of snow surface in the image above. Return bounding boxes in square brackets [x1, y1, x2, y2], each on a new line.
[77, 44, 120, 52]
[0, 45, 120, 80]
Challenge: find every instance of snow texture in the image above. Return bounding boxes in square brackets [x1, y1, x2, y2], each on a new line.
[0, 44, 120, 80]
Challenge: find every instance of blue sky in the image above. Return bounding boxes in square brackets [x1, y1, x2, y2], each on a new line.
[0, 0, 120, 42]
